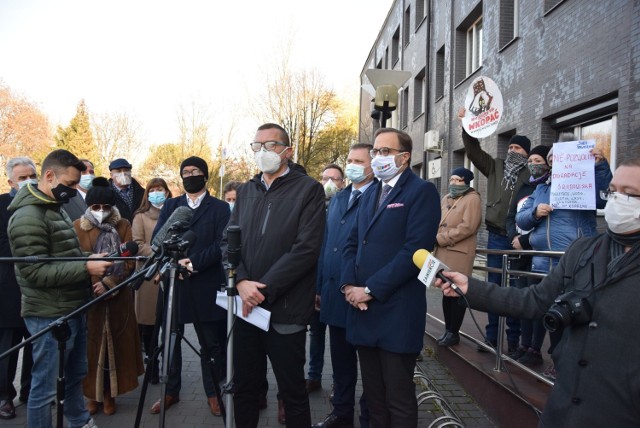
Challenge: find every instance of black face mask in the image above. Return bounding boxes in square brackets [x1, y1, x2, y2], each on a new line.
[51, 182, 77, 203]
[182, 175, 206, 194]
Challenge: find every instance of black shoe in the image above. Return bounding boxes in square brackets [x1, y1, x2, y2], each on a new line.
[0, 400, 16, 420]
[312, 413, 354, 428]
[518, 349, 543, 367]
[509, 345, 528, 360]
[477, 340, 497, 352]
[438, 332, 460, 347]
[436, 331, 448, 342]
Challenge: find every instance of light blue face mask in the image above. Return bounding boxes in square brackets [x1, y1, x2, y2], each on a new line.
[148, 191, 167, 207]
[345, 164, 368, 183]
[17, 178, 38, 190]
[79, 174, 95, 190]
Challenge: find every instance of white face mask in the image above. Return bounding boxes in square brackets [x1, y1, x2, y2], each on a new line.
[115, 171, 132, 186]
[228, 202, 235, 212]
[90, 209, 110, 223]
[254, 149, 284, 174]
[323, 179, 339, 198]
[604, 195, 640, 234]
[371, 154, 403, 181]
[17, 178, 38, 190]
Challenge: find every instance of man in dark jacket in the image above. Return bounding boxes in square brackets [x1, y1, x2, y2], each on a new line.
[223, 123, 326, 427]
[436, 159, 640, 427]
[0, 157, 37, 419]
[8, 149, 112, 428]
[149, 156, 230, 417]
[108, 158, 144, 222]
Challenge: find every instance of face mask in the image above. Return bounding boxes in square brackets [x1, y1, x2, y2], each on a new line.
[254, 149, 284, 174]
[228, 202, 235, 212]
[148, 191, 166, 206]
[17, 178, 38, 190]
[371, 154, 403, 181]
[90, 209, 110, 223]
[527, 163, 550, 179]
[51, 177, 77, 203]
[449, 184, 470, 198]
[345, 164, 368, 183]
[79, 174, 95, 190]
[323, 179, 339, 198]
[115, 171, 132, 186]
[183, 175, 207, 193]
[604, 195, 640, 234]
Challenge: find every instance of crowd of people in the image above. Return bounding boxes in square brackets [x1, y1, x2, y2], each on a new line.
[0, 113, 636, 428]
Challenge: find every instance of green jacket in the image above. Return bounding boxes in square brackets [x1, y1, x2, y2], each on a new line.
[8, 184, 90, 317]
[462, 130, 530, 236]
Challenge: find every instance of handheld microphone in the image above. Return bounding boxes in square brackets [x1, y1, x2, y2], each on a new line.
[106, 241, 139, 258]
[152, 206, 194, 248]
[412, 249, 463, 296]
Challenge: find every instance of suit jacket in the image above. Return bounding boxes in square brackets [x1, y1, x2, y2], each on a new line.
[318, 182, 375, 328]
[341, 168, 440, 354]
[63, 193, 87, 222]
[153, 192, 230, 324]
[0, 192, 23, 328]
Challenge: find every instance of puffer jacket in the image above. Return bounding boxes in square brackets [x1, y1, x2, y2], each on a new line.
[7, 183, 90, 317]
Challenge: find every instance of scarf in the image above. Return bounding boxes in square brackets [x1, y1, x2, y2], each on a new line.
[502, 151, 528, 190]
[83, 209, 124, 277]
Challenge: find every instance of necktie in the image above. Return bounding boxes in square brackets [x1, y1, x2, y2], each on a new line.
[377, 184, 392, 210]
[348, 189, 361, 210]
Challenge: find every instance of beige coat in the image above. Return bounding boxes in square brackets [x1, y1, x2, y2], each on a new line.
[434, 189, 482, 275]
[131, 206, 161, 325]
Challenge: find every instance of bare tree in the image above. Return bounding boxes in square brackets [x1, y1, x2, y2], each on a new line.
[91, 111, 142, 175]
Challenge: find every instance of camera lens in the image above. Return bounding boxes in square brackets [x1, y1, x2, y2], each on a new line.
[543, 307, 569, 333]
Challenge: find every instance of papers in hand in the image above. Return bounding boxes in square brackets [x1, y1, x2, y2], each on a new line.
[216, 291, 271, 331]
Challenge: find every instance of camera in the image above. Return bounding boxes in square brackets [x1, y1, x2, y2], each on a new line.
[543, 291, 593, 332]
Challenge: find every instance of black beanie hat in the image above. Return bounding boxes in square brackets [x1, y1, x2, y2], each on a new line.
[529, 145, 551, 165]
[85, 177, 116, 206]
[509, 135, 531, 155]
[451, 167, 475, 184]
[180, 156, 209, 179]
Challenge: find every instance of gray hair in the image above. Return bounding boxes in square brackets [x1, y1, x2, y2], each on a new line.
[6, 157, 37, 180]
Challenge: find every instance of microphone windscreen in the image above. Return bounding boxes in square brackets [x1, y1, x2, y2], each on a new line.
[123, 241, 139, 256]
[412, 249, 429, 269]
[152, 206, 194, 247]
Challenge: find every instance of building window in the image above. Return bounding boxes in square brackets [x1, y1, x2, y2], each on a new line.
[561, 116, 617, 169]
[414, 69, 426, 118]
[499, 0, 519, 47]
[385, 46, 389, 69]
[401, 87, 409, 129]
[466, 16, 483, 76]
[416, 0, 427, 29]
[404, 6, 411, 47]
[392, 28, 400, 65]
[435, 46, 445, 100]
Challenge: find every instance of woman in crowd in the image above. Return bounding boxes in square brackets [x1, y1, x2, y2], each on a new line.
[434, 167, 482, 346]
[73, 177, 144, 415]
[131, 178, 172, 384]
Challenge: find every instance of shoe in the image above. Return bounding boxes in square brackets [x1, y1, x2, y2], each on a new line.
[436, 331, 448, 342]
[150, 395, 180, 414]
[207, 396, 221, 416]
[312, 413, 354, 427]
[509, 345, 528, 360]
[305, 379, 322, 393]
[81, 418, 98, 428]
[518, 349, 543, 367]
[258, 394, 267, 410]
[543, 363, 557, 380]
[103, 393, 116, 415]
[86, 400, 99, 415]
[0, 399, 16, 420]
[277, 398, 286, 425]
[507, 342, 519, 356]
[438, 332, 460, 347]
[477, 340, 496, 352]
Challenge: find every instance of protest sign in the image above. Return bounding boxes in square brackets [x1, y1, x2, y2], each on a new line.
[550, 140, 596, 210]
[461, 76, 503, 138]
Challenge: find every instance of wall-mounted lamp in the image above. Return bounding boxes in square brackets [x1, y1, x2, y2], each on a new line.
[364, 69, 411, 128]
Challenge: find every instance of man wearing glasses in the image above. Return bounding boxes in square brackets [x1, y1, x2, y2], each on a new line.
[341, 128, 440, 427]
[150, 156, 231, 417]
[108, 158, 144, 223]
[223, 123, 325, 427]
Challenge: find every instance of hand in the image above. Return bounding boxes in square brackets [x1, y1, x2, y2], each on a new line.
[457, 107, 466, 120]
[512, 235, 523, 250]
[314, 294, 321, 312]
[535, 203, 553, 218]
[237, 280, 267, 317]
[178, 258, 194, 272]
[434, 271, 469, 297]
[87, 254, 113, 276]
[92, 281, 107, 296]
[344, 286, 372, 311]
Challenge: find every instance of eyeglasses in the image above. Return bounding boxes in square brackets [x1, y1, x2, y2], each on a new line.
[600, 190, 640, 201]
[321, 176, 344, 183]
[181, 168, 204, 178]
[250, 141, 287, 152]
[369, 147, 404, 158]
[90, 204, 112, 211]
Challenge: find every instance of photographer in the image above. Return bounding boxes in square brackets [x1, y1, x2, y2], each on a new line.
[435, 159, 640, 427]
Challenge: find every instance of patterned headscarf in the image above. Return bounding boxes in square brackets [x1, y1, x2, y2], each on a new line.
[502, 151, 529, 190]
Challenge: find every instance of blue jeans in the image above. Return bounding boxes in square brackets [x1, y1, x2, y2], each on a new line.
[485, 232, 521, 345]
[307, 311, 326, 381]
[25, 315, 90, 428]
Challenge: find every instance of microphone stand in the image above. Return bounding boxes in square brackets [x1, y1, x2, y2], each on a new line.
[0, 262, 157, 428]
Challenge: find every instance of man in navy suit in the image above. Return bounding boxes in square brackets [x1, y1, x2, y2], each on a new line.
[342, 128, 440, 427]
[150, 156, 230, 417]
[312, 144, 375, 428]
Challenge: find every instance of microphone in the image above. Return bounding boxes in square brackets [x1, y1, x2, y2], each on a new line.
[152, 206, 194, 248]
[412, 249, 463, 296]
[226, 225, 242, 267]
[106, 241, 139, 258]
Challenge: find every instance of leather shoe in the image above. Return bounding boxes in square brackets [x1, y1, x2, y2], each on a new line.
[103, 393, 116, 415]
[277, 398, 286, 424]
[312, 413, 354, 428]
[86, 400, 99, 415]
[438, 332, 460, 347]
[305, 379, 322, 393]
[0, 400, 16, 420]
[150, 395, 180, 414]
[207, 396, 221, 416]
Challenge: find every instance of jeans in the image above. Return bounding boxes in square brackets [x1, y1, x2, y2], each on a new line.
[307, 311, 326, 381]
[25, 315, 90, 428]
[485, 232, 521, 345]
